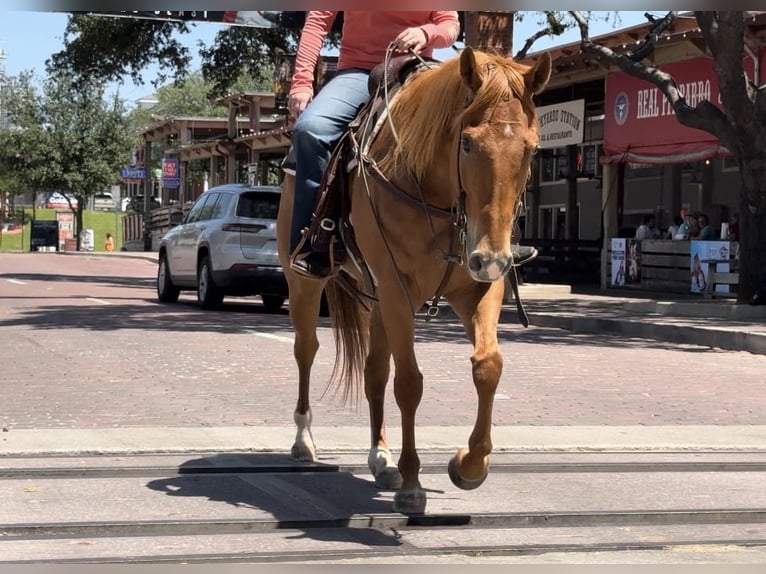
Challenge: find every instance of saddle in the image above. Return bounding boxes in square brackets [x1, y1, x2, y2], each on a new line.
[283, 55, 434, 282]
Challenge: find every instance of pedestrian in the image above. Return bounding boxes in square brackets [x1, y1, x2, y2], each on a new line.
[286, 11, 461, 278]
[105, 232, 114, 253]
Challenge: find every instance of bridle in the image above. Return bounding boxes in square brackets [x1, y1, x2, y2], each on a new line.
[355, 45, 528, 321]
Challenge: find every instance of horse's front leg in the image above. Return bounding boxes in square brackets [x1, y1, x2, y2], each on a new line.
[447, 280, 504, 489]
[364, 306, 402, 490]
[376, 292, 426, 514]
[287, 276, 326, 462]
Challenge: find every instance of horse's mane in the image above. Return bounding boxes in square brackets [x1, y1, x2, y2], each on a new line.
[377, 51, 536, 182]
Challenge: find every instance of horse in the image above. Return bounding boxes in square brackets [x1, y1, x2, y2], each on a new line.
[276, 46, 552, 515]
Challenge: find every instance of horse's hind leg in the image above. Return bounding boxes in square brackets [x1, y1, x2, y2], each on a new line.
[288, 277, 326, 462]
[446, 281, 504, 490]
[365, 306, 402, 490]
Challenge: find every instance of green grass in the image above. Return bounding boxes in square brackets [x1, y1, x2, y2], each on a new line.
[0, 208, 126, 253]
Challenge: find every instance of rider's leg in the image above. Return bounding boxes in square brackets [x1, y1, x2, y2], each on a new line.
[289, 69, 371, 260]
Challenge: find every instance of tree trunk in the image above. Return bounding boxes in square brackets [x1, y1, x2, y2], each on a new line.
[463, 12, 514, 56]
[737, 163, 766, 302]
[74, 206, 83, 251]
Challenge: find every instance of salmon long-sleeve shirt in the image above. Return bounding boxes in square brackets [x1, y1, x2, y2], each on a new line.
[289, 11, 460, 98]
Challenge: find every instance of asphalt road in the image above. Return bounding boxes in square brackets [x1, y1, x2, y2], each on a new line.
[1, 251, 764, 431]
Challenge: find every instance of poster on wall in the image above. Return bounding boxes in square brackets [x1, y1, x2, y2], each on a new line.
[611, 238, 626, 286]
[690, 240, 731, 294]
[625, 239, 642, 284]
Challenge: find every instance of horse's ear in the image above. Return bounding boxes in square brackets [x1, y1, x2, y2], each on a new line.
[526, 52, 552, 95]
[460, 46, 483, 95]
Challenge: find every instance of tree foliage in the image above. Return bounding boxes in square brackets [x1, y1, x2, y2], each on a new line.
[1, 70, 135, 246]
[47, 15, 192, 89]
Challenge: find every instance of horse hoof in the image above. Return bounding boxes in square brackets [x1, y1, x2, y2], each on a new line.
[393, 489, 427, 515]
[448, 455, 488, 491]
[374, 467, 403, 491]
[290, 442, 317, 463]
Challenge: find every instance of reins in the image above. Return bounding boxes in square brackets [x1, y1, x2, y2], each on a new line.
[355, 45, 528, 323]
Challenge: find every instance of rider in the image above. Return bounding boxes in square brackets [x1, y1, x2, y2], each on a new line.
[287, 11, 536, 279]
[287, 11, 460, 278]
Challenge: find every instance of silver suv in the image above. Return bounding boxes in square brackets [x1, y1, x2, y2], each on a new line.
[156, 184, 287, 311]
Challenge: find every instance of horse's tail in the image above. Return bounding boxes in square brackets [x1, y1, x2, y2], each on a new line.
[323, 272, 370, 406]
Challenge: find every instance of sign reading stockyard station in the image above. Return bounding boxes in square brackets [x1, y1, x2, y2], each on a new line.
[537, 99, 585, 149]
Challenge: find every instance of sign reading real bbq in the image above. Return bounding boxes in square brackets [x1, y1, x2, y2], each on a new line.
[603, 54, 761, 164]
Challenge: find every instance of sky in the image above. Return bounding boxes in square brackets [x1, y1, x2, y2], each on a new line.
[0, 11, 658, 105]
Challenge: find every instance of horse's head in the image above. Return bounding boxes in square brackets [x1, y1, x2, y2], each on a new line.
[456, 47, 551, 282]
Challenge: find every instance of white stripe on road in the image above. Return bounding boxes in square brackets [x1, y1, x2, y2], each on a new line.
[5, 279, 26, 285]
[253, 332, 294, 343]
[86, 297, 112, 305]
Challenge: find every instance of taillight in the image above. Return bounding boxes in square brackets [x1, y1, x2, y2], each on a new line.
[222, 223, 266, 233]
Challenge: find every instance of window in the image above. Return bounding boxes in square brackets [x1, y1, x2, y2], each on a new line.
[540, 143, 602, 183]
[184, 194, 211, 223]
[210, 192, 235, 220]
[237, 191, 280, 220]
[539, 205, 567, 239]
[197, 192, 219, 221]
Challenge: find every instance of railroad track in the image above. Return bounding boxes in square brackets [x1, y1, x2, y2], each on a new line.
[3, 450, 766, 563]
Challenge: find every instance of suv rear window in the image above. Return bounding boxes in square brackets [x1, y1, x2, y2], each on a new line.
[236, 192, 280, 220]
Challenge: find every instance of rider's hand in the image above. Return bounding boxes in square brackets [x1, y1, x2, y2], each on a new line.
[288, 92, 312, 118]
[392, 27, 428, 54]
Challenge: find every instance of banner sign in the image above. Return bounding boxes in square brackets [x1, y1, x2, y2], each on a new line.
[120, 167, 145, 180]
[537, 99, 585, 149]
[73, 11, 278, 28]
[690, 240, 731, 294]
[611, 238, 642, 286]
[162, 157, 180, 190]
[604, 55, 757, 163]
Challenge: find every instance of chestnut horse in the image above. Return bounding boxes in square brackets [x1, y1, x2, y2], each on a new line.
[276, 47, 551, 514]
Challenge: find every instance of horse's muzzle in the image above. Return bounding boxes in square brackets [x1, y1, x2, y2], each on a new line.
[467, 250, 510, 282]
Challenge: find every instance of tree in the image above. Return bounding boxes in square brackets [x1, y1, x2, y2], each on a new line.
[572, 11, 765, 301]
[48, 12, 343, 100]
[3, 71, 136, 248]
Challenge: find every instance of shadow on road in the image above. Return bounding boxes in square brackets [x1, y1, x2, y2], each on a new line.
[0, 296, 714, 354]
[146, 452, 403, 549]
[1, 272, 156, 289]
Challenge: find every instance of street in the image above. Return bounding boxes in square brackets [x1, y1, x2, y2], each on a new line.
[3, 252, 766, 564]
[0, 252, 764, 430]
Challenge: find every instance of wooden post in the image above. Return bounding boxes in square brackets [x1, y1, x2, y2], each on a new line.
[142, 140, 153, 251]
[463, 11, 514, 56]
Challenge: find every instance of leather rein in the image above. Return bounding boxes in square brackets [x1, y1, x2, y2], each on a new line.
[353, 47, 529, 325]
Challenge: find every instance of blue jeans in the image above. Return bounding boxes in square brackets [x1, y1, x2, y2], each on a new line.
[289, 69, 371, 253]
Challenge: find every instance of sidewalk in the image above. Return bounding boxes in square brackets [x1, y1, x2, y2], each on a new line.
[511, 283, 766, 356]
[59, 249, 766, 355]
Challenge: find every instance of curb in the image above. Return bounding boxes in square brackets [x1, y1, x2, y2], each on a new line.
[525, 311, 766, 356]
[57, 250, 159, 264]
[3, 425, 766, 456]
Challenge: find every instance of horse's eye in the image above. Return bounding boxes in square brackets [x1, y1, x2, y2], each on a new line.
[461, 135, 472, 153]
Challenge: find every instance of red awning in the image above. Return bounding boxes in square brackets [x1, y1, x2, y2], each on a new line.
[602, 54, 758, 164]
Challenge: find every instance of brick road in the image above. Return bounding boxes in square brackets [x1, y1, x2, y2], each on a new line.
[1, 252, 764, 430]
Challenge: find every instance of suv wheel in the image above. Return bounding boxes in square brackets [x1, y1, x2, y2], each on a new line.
[261, 294, 285, 313]
[157, 253, 180, 303]
[197, 255, 224, 309]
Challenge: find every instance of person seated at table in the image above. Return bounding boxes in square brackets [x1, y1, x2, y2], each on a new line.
[666, 216, 684, 239]
[635, 214, 660, 240]
[698, 213, 716, 240]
